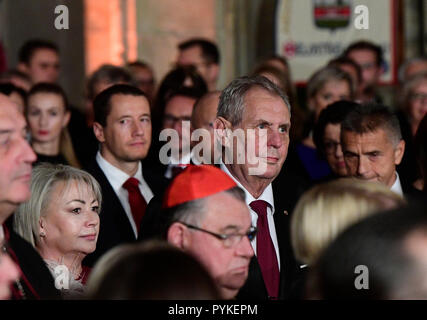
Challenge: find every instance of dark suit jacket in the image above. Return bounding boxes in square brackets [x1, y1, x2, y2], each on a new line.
[137, 163, 221, 242]
[401, 178, 425, 203]
[83, 158, 168, 267]
[236, 166, 303, 300]
[5, 226, 61, 300]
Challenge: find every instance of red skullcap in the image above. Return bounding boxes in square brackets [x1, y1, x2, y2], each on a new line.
[162, 164, 237, 209]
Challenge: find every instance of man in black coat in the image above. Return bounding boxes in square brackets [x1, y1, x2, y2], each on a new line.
[0, 94, 60, 299]
[83, 84, 167, 267]
[214, 76, 302, 300]
[341, 103, 424, 200]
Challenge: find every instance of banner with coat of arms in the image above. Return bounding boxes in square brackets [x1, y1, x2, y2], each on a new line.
[276, 0, 397, 84]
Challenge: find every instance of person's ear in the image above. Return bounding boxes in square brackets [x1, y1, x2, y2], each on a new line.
[213, 117, 232, 148]
[167, 222, 189, 249]
[378, 63, 385, 76]
[62, 110, 71, 128]
[394, 139, 405, 166]
[38, 217, 47, 241]
[17, 62, 29, 74]
[208, 64, 220, 83]
[93, 122, 106, 143]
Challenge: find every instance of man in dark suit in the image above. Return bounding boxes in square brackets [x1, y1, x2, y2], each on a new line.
[214, 76, 301, 300]
[83, 84, 167, 267]
[156, 87, 205, 180]
[0, 94, 60, 299]
[341, 103, 422, 199]
[138, 91, 221, 241]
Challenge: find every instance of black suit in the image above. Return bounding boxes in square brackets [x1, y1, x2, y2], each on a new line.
[401, 178, 425, 203]
[83, 158, 168, 267]
[236, 166, 303, 300]
[4, 226, 61, 300]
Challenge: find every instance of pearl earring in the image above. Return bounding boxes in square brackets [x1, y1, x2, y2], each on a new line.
[40, 231, 46, 237]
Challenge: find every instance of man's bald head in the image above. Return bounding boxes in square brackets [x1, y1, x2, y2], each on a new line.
[191, 91, 220, 130]
[0, 93, 21, 114]
[0, 94, 36, 221]
[191, 91, 221, 164]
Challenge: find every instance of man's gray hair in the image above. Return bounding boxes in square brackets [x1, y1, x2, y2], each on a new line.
[217, 75, 291, 126]
[341, 103, 403, 147]
[398, 56, 427, 83]
[307, 66, 355, 101]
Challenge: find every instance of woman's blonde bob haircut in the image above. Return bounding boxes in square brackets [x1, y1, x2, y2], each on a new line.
[13, 163, 102, 247]
[291, 178, 405, 266]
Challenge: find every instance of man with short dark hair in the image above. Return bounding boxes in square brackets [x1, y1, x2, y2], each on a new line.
[214, 75, 300, 300]
[177, 38, 220, 91]
[0, 94, 60, 299]
[343, 40, 384, 103]
[341, 103, 418, 197]
[160, 87, 204, 179]
[83, 84, 166, 266]
[126, 61, 156, 103]
[17, 39, 60, 85]
[73, 64, 134, 168]
[162, 165, 254, 299]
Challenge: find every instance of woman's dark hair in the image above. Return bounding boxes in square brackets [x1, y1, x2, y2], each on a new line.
[27, 82, 68, 113]
[151, 65, 208, 138]
[313, 100, 359, 157]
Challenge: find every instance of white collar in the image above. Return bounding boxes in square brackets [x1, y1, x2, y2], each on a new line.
[169, 150, 192, 165]
[96, 151, 143, 191]
[390, 171, 404, 196]
[220, 162, 275, 212]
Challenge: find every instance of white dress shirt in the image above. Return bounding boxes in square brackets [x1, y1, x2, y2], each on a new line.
[164, 151, 192, 179]
[96, 151, 154, 238]
[390, 171, 404, 197]
[220, 163, 281, 270]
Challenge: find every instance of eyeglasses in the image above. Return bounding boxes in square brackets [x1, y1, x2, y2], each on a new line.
[359, 62, 377, 70]
[163, 114, 192, 126]
[324, 140, 341, 154]
[179, 222, 257, 248]
[410, 93, 427, 103]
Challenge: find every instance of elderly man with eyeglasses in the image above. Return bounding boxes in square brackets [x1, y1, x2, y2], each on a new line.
[161, 165, 255, 300]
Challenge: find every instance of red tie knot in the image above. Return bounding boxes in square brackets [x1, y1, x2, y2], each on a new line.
[123, 177, 140, 191]
[249, 200, 269, 217]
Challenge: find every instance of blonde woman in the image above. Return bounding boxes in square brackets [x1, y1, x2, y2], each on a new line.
[13, 163, 102, 298]
[399, 71, 427, 137]
[289, 178, 405, 298]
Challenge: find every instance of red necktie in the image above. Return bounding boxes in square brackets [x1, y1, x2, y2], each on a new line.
[122, 177, 147, 233]
[249, 200, 280, 299]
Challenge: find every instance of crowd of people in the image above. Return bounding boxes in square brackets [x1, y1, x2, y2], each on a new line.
[0, 36, 426, 300]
